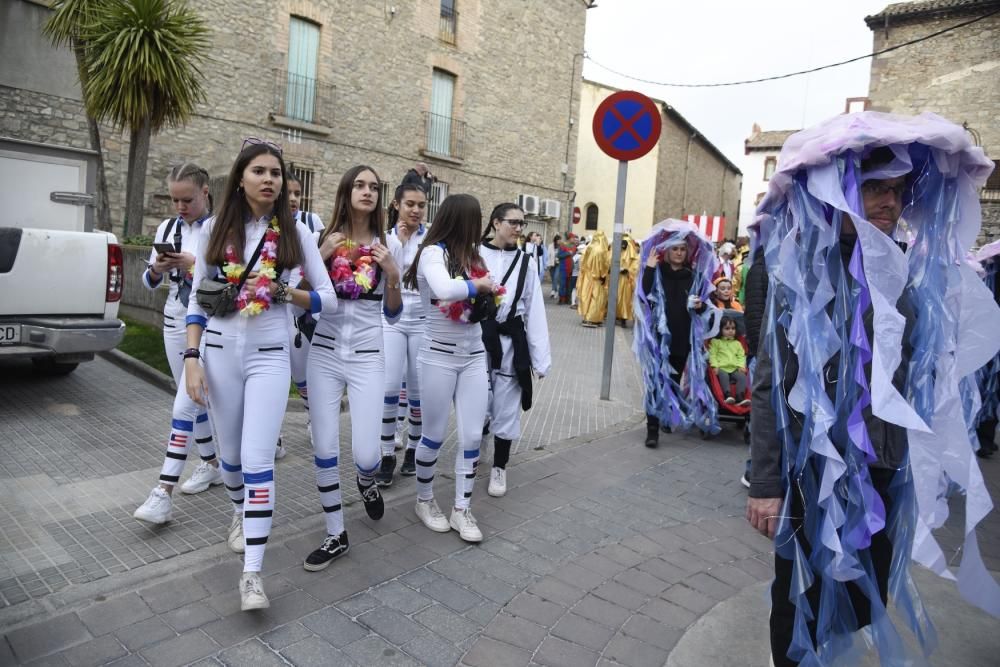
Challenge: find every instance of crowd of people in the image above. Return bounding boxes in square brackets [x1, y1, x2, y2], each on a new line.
[132, 142, 551, 612]
[127, 109, 1000, 666]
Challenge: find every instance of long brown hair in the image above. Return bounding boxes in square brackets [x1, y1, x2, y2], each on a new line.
[203, 143, 301, 269]
[318, 165, 385, 247]
[403, 194, 485, 289]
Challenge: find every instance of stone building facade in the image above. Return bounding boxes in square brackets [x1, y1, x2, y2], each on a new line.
[574, 80, 742, 242]
[2, 0, 588, 236]
[865, 0, 1000, 244]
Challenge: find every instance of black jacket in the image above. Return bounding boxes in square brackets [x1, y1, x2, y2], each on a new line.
[743, 245, 767, 359]
[642, 263, 694, 362]
[749, 236, 916, 499]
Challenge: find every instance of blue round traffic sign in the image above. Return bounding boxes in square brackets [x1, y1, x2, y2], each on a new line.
[592, 91, 662, 161]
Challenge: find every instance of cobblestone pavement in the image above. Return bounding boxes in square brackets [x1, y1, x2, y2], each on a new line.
[2, 299, 997, 666]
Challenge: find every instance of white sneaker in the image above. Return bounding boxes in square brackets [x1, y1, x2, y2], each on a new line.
[450, 508, 483, 543]
[227, 513, 245, 553]
[415, 499, 450, 533]
[488, 467, 507, 497]
[239, 572, 269, 611]
[394, 427, 405, 451]
[275, 437, 287, 460]
[180, 461, 223, 494]
[133, 487, 172, 524]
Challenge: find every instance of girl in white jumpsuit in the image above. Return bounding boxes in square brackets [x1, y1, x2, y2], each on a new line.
[185, 141, 335, 611]
[375, 182, 428, 487]
[134, 164, 221, 526]
[480, 204, 552, 498]
[302, 166, 403, 572]
[287, 173, 324, 441]
[404, 194, 498, 543]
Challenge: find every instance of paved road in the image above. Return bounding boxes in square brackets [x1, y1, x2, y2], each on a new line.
[1, 300, 997, 666]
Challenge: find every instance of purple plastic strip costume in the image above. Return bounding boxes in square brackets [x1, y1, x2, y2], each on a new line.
[753, 111, 1000, 666]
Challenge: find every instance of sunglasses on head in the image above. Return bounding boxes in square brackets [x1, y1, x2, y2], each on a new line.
[241, 137, 283, 155]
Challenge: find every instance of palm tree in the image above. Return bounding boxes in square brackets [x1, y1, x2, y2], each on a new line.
[43, 0, 113, 232]
[81, 0, 210, 237]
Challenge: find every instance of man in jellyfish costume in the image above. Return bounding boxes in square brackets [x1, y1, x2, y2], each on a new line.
[971, 240, 1000, 458]
[746, 111, 1000, 666]
[633, 219, 720, 437]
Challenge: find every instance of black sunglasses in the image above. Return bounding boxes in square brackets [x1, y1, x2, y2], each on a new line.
[241, 136, 283, 155]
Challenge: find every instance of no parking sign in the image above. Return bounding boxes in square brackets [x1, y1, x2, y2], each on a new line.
[592, 90, 662, 400]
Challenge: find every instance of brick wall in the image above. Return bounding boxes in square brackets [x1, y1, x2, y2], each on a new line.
[5, 0, 586, 235]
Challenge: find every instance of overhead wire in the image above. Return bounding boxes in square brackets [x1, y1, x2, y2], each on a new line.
[585, 7, 1000, 88]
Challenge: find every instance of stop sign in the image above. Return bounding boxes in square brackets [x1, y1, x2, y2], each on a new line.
[573, 206, 581, 225]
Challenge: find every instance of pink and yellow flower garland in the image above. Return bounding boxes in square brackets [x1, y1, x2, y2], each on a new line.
[437, 265, 506, 323]
[223, 216, 280, 317]
[329, 240, 377, 300]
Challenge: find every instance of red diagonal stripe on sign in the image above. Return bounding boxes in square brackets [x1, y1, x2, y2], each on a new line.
[607, 106, 647, 144]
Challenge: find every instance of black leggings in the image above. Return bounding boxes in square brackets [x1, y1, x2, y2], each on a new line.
[770, 468, 895, 666]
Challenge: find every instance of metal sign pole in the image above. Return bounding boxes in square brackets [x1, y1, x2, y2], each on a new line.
[600, 159, 627, 401]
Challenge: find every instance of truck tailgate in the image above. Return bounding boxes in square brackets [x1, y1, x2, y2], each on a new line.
[0, 227, 111, 316]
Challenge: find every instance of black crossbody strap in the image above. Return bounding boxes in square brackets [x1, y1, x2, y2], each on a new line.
[231, 230, 270, 291]
[508, 253, 530, 320]
[161, 218, 178, 243]
[500, 250, 522, 286]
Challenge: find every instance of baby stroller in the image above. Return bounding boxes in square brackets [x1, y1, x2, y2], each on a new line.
[704, 309, 751, 436]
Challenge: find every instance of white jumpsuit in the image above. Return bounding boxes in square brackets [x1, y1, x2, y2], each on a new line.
[415, 244, 489, 510]
[187, 216, 336, 573]
[288, 210, 325, 411]
[380, 224, 428, 457]
[307, 235, 404, 537]
[142, 216, 215, 485]
[480, 244, 552, 452]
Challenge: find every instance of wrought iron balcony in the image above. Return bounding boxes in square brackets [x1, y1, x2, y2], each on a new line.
[272, 70, 334, 128]
[422, 111, 466, 160]
[440, 6, 458, 45]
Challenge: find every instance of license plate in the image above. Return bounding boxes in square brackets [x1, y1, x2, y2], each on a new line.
[0, 325, 21, 344]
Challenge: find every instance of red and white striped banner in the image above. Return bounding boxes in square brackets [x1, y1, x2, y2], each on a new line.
[685, 215, 726, 243]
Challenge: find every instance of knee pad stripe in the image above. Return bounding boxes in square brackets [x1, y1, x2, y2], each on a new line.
[171, 418, 194, 431]
[196, 436, 213, 444]
[245, 536, 268, 546]
[196, 413, 209, 423]
[243, 469, 274, 484]
[421, 436, 442, 451]
[463, 449, 480, 459]
[416, 458, 437, 467]
[322, 503, 342, 513]
[317, 483, 340, 493]
[409, 399, 421, 407]
[244, 510, 273, 519]
[159, 474, 180, 483]
[165, 451, 187, 461]
[380, 435, 395, 442]
[225, 484, 245, 492]
[200, 454, 217, 462]
[382, 418, 396, 424]
[417, 475, 434, 483]
[383, 395, 399, 405]
[314, 455, 339, 469]
[220, 459, 242, 473]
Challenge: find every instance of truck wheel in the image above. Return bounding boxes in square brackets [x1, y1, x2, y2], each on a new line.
[32, 358, 79, 376]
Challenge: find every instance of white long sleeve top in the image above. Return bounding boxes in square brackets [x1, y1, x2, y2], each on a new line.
[481, 243, 552, 377]
[186, 215, 336, 338]
[416, 243, 484, 354]
[142, 215, 210, 322]
[311, 234, 404, 356]
[386, 223, 427, 324]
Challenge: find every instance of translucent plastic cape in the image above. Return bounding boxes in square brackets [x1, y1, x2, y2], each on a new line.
[754, 111, 999, 666]
[632, 220, 720, 433]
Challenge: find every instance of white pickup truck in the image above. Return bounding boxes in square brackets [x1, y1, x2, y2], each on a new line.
[0, 138, 125, 375]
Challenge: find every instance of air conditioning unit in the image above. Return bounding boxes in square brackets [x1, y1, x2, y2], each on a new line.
[516, 194, 540, 215]
[539, 199, 561, 220]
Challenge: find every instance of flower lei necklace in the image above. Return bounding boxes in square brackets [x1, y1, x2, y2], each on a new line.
[329, 239, 377, 299]
[438, 264, 506, 323]
[223, 216, 280, 316]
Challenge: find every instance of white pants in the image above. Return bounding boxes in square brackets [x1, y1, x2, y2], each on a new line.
[382, 318, 424, 455]
[488, 370, 523, 441]
[289, 316, 311, 410]
[307, 337, 384, 536]
[203, 330, 289, 573]
[158, 320, 215, 486]
[415, 348, 488, 510]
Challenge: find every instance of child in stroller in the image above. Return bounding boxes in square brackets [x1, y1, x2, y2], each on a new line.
[707, 314, 751, 415]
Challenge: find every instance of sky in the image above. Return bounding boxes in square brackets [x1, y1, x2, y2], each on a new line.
[582, 0, 892, 167]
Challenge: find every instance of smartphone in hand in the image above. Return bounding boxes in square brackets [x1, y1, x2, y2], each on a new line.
[153, 242, 177, 256]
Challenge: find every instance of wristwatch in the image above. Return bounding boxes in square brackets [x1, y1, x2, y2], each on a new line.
[273, 281, 291, 304]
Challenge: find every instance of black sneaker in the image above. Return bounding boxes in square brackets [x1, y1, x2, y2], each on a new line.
[399, 449, 416, 476]
[357, 476, 384, 520]
[375, 455, 396, 488]
[303, 531, 350, 571]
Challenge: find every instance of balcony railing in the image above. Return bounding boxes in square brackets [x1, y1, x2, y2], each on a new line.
[423, 111, 466, 160]
[439, 6, 458, 44]
[272, 69, 334, 128]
